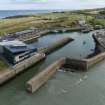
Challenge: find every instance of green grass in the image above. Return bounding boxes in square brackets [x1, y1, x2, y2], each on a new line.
[0, 11, 98, 35]
[94, 19, 105, 26]
[0, 59, 8, 70]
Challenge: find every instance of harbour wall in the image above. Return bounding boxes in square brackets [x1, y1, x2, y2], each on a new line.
[21, 27, 83, 43]
[0, 53, 45, 85]
[26, 51, 105, 93]
[38, 37, 73, 54]
[64, 51, 105, 71]
[26, 58, 65, 93]
[63, 58, 87, 71]
[86, 52, 105, 69]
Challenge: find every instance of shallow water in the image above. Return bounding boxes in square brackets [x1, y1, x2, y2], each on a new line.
[28, 31, 96, 59]
[0, 31, 105, 105]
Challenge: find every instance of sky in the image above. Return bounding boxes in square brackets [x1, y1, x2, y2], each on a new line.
[0, 0, 105, 10]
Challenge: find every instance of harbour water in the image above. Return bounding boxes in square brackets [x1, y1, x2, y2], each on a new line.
[28, 31, 96, 59]
[0, 31, 105, 105]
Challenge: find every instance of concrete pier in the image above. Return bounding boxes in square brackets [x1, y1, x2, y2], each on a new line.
[0, 53, 45, 85]
[0, 69, 15, 85]
[26, 58, 65, 93]
[38, 37, 73, 54]
[26, 51, 105, 93]
[85, 52, 105, 69]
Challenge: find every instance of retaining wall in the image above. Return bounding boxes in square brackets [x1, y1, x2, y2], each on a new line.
[92, 34, 105, 49]
[25, 52, 105, 93]
[26, 58, 65, 93]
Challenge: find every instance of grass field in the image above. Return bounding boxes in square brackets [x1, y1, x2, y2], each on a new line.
[0, 12, 93, 35]
[94, 19, 105, 26]
[0, 59, 8, 70]
[0, 8, 104, 68]
[1, 8, 105, 35]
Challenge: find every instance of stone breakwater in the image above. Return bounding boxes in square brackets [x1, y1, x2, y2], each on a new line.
[38, 37, 73, 54]
[0, 53, 45, 85]
[26, 58, 66, 93]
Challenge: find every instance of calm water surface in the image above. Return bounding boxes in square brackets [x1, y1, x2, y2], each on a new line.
[0, 31, 105, 105]
[0, 10, 62, 18]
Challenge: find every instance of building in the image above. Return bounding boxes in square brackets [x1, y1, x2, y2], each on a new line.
[0, 40, 26, 53]
[3, 45, 37, 64]
[78, 19, 87, 27]
[0, 40, 37, 64]
[95, 14, 105, 19]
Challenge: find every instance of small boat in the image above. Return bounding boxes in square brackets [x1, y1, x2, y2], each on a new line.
[53, 30, 59, 33]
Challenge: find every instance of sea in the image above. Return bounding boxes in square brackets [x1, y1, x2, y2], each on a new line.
[0, 10, 62, 19]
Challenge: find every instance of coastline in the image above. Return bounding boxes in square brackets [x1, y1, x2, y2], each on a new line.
[0, 7, 105, 89]
[0, 10, 64, 19]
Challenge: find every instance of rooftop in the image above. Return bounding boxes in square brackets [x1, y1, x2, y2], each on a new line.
[4, 45, 29, 54]
[0, 40, 26, 46]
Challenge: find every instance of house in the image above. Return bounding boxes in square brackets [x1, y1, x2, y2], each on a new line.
[77, 19, 87, 27]
[3, 45, 37, 64]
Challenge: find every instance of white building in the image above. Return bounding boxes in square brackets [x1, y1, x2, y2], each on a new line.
[78, 19, 86, 27]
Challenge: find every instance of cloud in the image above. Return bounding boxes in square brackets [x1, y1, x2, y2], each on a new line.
[0, 0, 105, 10]
[10, 0, 49, 4]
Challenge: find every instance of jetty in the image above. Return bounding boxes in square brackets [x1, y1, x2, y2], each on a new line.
[25, 31, 105, 93]
[26, 58, 65, 93]
[38, 37, 73, 54]
[26, 49, 105, 93]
